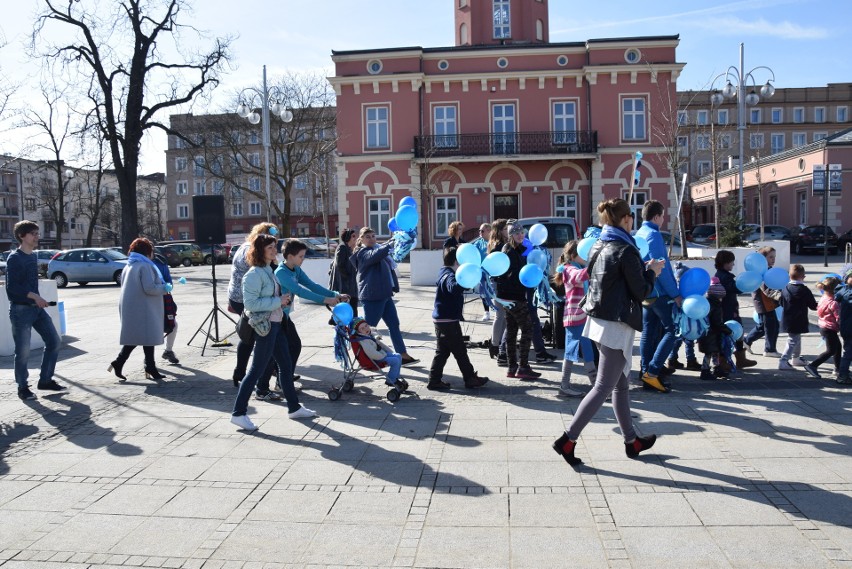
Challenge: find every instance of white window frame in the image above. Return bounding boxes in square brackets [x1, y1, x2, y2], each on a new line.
[367, 197, 391, 236]
[177, 204, 189, 219]
[435, 196, 458, 237]
[493, 0, 511, 39]
[552, 100, 578, 144]
[491, 102, 516, 153]
[176, 181, 188, 195]
[771, 133, 784, 154]
[248, 152, 260, 167]
[719, 134, 732, 149]
[750, 108, 762, 124]
[750, 133, 764, 149]
[797, 192, 807, 225]
[696, 134, 710, 150]
[696, 109, 709, 125]
[295, 174, 307, 190]
[211, 179, 224, 195]
[697, 161, 711, 177]
[433, 104, 458, 148]
[620, 96, 647, 142]
[365, 105, 390, 150]
[771, 108, 783, 124]
[248, 177, 261, 192]
[717, 109, 729, 125]
[554, 194, 577, 219]
[193, 156, 205, 177]
[175, 157, 187, 171]
[232, 202, 243, 216]
[793, 107, 804, 123]
[677, 136, 688, 154]
[838, 106, 848, 123]
[178, 231, 190, 240]
[813, 132, 828, 142]
[193, 180, 205, 195]
[677, 110, 688, 125]
[249, 131, 259, 144]
[792, 132, 807, 147]
[294, 198, 310, 213]
[624, 191, 646, 231]
[248, 201, 262, 216]
[814, 107, 826, 123]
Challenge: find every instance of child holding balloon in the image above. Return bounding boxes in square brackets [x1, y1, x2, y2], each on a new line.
[778, 264, 817, 370]
[744, 247, 782, 357]
[806, 276, 841, 379]
[553, 240, 593, 397]
[698, 277, 733, 379]
[715, 250, 757, 370]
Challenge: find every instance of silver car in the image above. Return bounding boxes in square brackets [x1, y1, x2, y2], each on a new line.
[47, 248, 128, 288]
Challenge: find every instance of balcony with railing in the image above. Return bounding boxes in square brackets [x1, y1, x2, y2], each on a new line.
[414, 130, 597, 159]
[0, 206, 18, 217]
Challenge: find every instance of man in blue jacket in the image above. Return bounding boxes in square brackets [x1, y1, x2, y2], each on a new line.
[635, 201, 682, 392]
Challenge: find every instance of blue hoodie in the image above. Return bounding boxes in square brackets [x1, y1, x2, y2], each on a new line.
[635, 220, 679, 299]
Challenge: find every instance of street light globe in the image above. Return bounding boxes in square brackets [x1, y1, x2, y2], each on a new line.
[64, 169, 74, 179]
[248, 112, 261, 125]
[745, 91, 759, 106]
[280, 109, 293, 123]
[236, 103, 250, 118]
[270, 102, 282, 115]
[760, 82, 776, 98]
[710, 92, 724, 107]
[722, 81, 736, 99]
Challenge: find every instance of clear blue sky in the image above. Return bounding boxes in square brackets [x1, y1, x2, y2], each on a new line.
[1, 0, 849, 172]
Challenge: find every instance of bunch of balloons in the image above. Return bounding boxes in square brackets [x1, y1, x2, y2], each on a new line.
[679, 267, 712, 319]
[387, 196, 419, 233]
[576, 231, 649, 262]
[737, 251, 789, 293]
[454, 243, 510, 289]
[724, 319, 744, 341]
[519, 224, 550, 288]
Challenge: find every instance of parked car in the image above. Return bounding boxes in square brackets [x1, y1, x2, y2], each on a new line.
[515, 217, 580, 269]
[47, 248, 128, 288]
[789, 225, 839, 255]
[660, 231, 707, 249]
[304, 236, 338, 253]
[837, 228, 852, 251]
[159, 242, 204, 267]
[154, 246, 181, 268]
[199, 243, 228, 265]
[687, 224, 716, 245]
[742, 224, 791, 243]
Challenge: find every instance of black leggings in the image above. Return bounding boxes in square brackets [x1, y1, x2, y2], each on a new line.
[811, 328, 841, 370]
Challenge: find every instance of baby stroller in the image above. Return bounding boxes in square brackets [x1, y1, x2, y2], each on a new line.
[327, 323, 410, 402]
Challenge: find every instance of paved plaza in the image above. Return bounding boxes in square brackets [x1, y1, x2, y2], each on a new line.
[1, 258, 851, 569]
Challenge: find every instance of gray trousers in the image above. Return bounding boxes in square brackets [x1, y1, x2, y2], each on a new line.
[566, 343, 636, 443]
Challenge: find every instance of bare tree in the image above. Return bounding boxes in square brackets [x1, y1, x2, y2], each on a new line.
[174, 72, 337, 236]
[72, 110, 116, 246]
[32, 0, 232, 250]
[138, 173, 167, 240]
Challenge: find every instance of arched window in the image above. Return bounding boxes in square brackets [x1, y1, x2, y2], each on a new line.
[536, 19, 543, 41]
[460, 23, 468, 44]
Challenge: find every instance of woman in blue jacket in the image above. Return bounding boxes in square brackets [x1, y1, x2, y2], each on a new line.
[350, 227, 418, 366]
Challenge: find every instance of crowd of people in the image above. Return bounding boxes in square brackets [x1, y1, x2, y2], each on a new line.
[7, 201, 851, 456]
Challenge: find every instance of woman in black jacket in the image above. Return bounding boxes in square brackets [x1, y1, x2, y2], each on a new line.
[553, 198, 663, 466]
[328, 228, 359, 324]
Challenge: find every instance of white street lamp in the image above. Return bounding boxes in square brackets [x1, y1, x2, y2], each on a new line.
[709, 43, 776, 211]
[236, 65, 293, 223]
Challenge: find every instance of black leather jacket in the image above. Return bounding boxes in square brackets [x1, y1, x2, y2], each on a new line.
[583, 240, 656, 331]
[494, 241, 528, 302]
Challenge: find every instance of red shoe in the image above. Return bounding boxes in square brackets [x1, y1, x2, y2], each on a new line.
[626, 435, 657, 458]
[515, 366, 541, 380]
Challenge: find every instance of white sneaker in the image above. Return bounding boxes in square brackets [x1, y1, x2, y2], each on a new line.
[558, 386, 584, 398]
[790, 357, 808, 366]
[480, 311, 492, 322]
[778, 359, 794, 370]
[230, 414, 257, 431]
[288, 406, 317, 419]
[764, 351, 782, 358]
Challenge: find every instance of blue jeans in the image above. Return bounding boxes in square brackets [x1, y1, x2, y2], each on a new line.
[640, 297, 677, 376]
[232, 321, 299, 416]
[669, 338, 696, 361]
[362, 298, 407, 354]
[383, 353, 402, 384]
[839, 333, 852, 377]
[10, 304, 60, 389]
[745, 311, 779, 352]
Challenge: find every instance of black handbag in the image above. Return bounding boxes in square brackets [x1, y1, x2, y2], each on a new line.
[236, 311, 255, 343]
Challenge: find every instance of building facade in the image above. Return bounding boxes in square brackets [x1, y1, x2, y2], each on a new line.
[165, 110, 339, 243]
[690, 128, 852, 233]
[329, 0, 685, 247]
[678, 83, 852, 224]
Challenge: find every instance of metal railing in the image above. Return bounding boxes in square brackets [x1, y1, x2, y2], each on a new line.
[414, 130, 597, 158]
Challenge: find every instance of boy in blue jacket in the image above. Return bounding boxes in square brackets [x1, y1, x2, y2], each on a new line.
[635, 200, 682, 392]
[833, 266, 852, 384]
[428, 247, 489, 390]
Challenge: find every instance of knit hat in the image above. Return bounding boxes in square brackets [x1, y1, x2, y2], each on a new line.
[707, 276, 726, 299]
[349, 316, 367, 332]
[507, 221, 526, 236]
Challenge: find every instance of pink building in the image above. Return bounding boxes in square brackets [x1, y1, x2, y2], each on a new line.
[690, 128, 852, 234]
[329, 0, 684, 247]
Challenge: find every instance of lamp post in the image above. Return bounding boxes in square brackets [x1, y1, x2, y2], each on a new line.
[236, 65, 293, 223]
[709, 42, 776, 211]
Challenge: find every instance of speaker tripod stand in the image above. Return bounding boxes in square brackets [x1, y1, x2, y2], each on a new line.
[188, 258, 236, 356]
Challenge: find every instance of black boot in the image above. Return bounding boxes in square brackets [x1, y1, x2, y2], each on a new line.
[143, 347, 165, 380]
[552, 433, 582, 465]
[108, 347, 131, 381]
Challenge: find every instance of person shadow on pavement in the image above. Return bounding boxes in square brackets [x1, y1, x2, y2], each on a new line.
[0, 421, 40, 475]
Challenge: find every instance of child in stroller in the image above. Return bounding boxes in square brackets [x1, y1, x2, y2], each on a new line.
[348, 317, 409, 400]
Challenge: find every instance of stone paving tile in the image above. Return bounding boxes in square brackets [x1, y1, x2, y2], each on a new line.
[214, 521, 319, 563]
[0, 479, 40, 506]
[425, 492, 508, 527]
[155, 486, 254, 519]
[708, 526, 836, 568]
[3, 480, 100, 511]
[606, 492, 703, 527]
[508, 491, 595, 527]
[110, 517, 220, 558]
[510, 526, 609, 568]
[300, 523, 402, 566]
[0, 509, 55, 550]
[684, 491, 791, 526]
[620, 526, 733, 568]
[326, 491, 413, 524]
[247, 490, 338, 523]
[29, 512, 145, 553]
[416, 526, 510, 568]
[133, 455, 219, 481]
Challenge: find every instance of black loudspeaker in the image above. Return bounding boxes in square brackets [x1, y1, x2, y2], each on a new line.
[193, 195, 226, 244]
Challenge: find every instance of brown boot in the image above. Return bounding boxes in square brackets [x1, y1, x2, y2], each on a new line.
[735, 349, 757, 369]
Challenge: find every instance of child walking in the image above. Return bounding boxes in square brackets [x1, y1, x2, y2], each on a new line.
[715, 250, 756, 370]
[831, 268, 852, 385]
[553, 240, 594, 397]
[697, 277, 732, 380]
[778, 264, 817, 370]
[744, 246, 782, 356]
[805, 276, 841, 379]
[427, 247, 489, 390]
[349, 317, 404, 388]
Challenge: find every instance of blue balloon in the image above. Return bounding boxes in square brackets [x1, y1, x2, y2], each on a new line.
[178, 277, 187, 285]
[527, 248, 547, 268]
[577, 237, 596, 261]
[724, 319, 744, 341]
[634, 235, 650, 259]
[528, 223, 548, 246]
[763, 267, 788, 290]
[519, 264, 544, 288]
[332, 302, 354, 326]
[399, 196, 417, 208]
[395, 205, 418, 231]
[682, 294, 710, 319]
[521, 238, 533, 257]
[744, 252, 769, 275]
[776, 305, 783, 321]
[482, 252, 510, 276]
[456, 243, 481, 266]
[679, 268, 711, 297]
[456, 263, 482, 289]
[388, 217, 399, 233]
[735, 270, 762, 293]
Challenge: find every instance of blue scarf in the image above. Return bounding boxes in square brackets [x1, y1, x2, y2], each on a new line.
[128, 252, 164, 282]
[599, 224, 639, 250]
